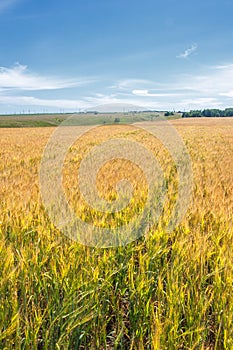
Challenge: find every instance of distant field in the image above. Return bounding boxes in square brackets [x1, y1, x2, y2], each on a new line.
[0, 111, 181, 127]
[0, 118, 232, 349]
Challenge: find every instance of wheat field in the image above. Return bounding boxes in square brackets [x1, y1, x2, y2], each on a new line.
[0, 118, 232, 349]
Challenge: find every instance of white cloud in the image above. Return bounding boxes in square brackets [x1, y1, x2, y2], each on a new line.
[112, 79, 155, 90]
[0, 63, 93, 91]
[107, 63, 233, 110]
[2, 61, 233, 113]
[132, 89, 151, 96]
[219, 91, 233, 97]
[0, 95, 88, 110]
[212, 64, 233, 70]
[177, 44, 198, 59]
[176, 64, 233, 95]
[0, 92, 224, 113]
[132, 89, 180, 97]
[121, 63, 233, 100]
[0, 94, 160, 112]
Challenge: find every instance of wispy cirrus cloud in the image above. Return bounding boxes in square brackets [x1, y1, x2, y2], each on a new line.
[177, 44, 198, 59]
[127, 63, 233, 98]
[106, 63, 233, 110]
[0, 94, 149, 112]
[2, 61, 233, 113]
[175, 63, 233, 95]
[111, 79, 155, 90]
[0, 63, 94, 91]
[0, 95, 88, 110]
[0, 91, 223, 113]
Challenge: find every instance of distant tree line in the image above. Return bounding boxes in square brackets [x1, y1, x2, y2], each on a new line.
[182, 108, 233, 118]
[164, 111, 174, 116]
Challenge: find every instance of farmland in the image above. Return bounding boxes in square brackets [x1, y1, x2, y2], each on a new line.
[0, 117, 233, 349]
[0, 111, 178, 128]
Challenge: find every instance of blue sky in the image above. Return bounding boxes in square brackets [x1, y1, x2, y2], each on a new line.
[1, 0, 233, 113]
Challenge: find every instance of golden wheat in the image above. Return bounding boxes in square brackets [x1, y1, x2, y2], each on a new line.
[0, 118, 232, 349]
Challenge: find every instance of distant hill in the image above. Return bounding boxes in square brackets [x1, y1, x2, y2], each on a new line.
[0, 111, 181, 128]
